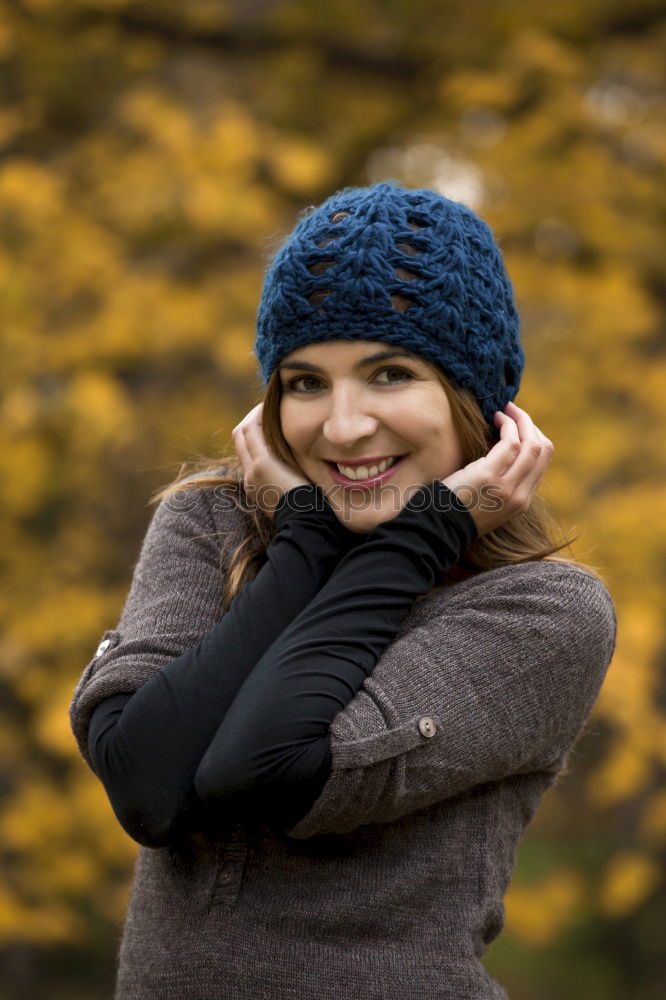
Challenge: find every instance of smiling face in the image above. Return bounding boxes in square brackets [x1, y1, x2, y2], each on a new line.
[278, 338, 465, 533]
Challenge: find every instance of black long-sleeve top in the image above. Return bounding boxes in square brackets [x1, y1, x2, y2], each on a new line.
[88, 480, 477, 847]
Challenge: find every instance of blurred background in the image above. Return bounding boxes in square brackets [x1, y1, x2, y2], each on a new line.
[0, 0, 664, 997]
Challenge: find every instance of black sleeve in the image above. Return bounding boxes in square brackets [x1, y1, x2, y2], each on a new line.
[88, 484, 367, 848]
[194, 479, 478, 831]
[90, 480, 477, 845]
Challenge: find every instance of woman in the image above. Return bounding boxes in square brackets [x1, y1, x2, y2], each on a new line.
[69, 181, 617, 1000]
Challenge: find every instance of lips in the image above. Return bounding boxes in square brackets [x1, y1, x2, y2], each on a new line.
[326, 454, 408, 489]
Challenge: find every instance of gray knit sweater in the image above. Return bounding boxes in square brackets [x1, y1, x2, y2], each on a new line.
[69, 479, 617, 1000]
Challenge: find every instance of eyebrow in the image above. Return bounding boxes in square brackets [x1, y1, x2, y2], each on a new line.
[278, 349, 419, 374]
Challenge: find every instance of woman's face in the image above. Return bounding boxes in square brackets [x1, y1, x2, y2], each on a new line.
[278, 338, 464, 533]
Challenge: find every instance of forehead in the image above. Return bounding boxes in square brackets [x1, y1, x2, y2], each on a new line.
[279, 339, 423, 368]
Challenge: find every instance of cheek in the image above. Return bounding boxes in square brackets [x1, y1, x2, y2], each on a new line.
[279, 400, 297, 435]
[394, 392, 450, 433]
[279, 402, 313, 454]
[409, 419, 448, 449]
[415, 418, 462, 465]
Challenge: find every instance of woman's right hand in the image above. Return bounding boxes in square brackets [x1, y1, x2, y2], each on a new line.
[441, 401, 554, 539]
[232, 401, 312, 521]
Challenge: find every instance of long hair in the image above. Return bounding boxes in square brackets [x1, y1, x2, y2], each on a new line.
[150, 362, 608, 614]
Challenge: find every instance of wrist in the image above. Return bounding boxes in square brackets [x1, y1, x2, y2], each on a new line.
[363, 479, 478, 574]
[273, 484, 369, 554]
[273, 482, 323, 522]
[405, 479, 477, 531]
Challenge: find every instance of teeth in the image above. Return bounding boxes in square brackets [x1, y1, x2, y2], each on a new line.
[335, 456, 399, 480]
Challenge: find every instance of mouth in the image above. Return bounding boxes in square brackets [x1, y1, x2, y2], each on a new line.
[325, 454, 408, 489]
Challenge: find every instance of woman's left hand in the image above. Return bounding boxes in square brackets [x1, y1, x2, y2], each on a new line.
[232, 402, 311, 521]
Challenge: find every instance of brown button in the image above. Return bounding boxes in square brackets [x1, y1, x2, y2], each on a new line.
[418, 717, 436, 738]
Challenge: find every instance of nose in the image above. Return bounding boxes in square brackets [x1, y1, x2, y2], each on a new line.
[322, 385, 379, 449]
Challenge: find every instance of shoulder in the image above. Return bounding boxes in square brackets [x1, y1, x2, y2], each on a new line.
[143, 465, 249, 558]
[415, 559, 617, 659]
[480, 559, 614, 629]
[456, 559, 614, 611]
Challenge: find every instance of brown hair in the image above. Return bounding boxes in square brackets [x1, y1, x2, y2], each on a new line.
[150, 360, 608, 614]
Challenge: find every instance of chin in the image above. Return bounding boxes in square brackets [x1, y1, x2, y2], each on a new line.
[339, 510, 391, 534]
[345, 520, 376, 534]
[320, 485, 405, 534]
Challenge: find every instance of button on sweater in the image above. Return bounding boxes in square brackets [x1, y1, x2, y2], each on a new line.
[69, 470, 618, 1000]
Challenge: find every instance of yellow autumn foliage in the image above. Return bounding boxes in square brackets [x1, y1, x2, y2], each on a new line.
[0, 2, 663, 995]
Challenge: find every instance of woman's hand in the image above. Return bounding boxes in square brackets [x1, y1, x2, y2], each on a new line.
[441, 401, 554, 538]
[232, 402, 311, 521]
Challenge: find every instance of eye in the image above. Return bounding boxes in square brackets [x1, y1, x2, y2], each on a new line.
[285, 374, 323, 394]
[284, 366, 415, 394]
[375, 366, 414, 385]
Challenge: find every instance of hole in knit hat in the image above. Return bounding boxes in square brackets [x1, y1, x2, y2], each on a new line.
[315, 213, 350, 249]
[390, 294, 416, 312]
[309, 289, 333, 306]
[503, 365, 514, 387]
[394, 266, 418, 281]
[307, 260, 337, 275]
[407, 218, 425, 231]
[396, 242, 418, 256]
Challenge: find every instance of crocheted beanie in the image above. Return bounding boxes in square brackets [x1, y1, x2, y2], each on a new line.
[254, 180, 525, 426]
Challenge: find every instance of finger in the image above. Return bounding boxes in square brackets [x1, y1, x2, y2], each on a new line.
[505, 401, 550, 447]
[511, 406, 554, 460]
[529, 427, 555, 486]
[232, 425, 253, 475]
[490, 411, 522, 474]
[242, 412, 269, 462]
[522, 443, 553, 506]
[534, 425, 555, 454]
[503, 402, 541, 448]
[488, 432, 539, 515]
[505, 419, 554, 498]
[234, 402, 262, 437]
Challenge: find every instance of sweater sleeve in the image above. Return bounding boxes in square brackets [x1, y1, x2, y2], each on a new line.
[70, 480, 365, 847]
[86, 477, 477, 844]
[280, 560, 619, 840]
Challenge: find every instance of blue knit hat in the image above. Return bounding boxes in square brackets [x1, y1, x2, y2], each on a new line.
[254, 180, 525, 426]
